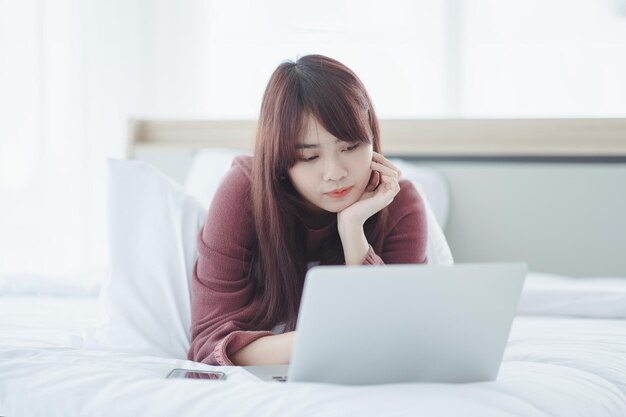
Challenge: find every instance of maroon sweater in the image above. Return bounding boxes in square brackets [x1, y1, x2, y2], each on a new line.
[187, 155, 427, 365]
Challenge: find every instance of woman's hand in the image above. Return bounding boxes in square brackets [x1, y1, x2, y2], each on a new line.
[337, 152, 401, 227]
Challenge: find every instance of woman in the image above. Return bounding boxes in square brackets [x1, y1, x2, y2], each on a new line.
[188, 54, 428, 366]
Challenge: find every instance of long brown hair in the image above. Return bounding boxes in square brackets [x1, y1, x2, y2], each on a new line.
[249, 54, 388, 332]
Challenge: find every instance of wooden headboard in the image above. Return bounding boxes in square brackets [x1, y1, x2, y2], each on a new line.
[128, 118, 626, 158]
[128, 118, 626, 277]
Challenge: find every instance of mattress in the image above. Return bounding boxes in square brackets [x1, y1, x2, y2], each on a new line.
[1, 292, 626, 417]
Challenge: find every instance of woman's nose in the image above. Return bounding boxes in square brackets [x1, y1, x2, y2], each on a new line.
[322, 159, 348, 182]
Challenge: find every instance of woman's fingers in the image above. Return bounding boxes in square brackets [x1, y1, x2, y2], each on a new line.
[380, 174, 399, 189]
[371, 174, 400, 206]
[365, 170, 381, 192]
[371, 161, 399, 179]
[372, 152, 402, 177]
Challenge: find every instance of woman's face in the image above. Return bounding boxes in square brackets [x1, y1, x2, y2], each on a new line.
[288, 116, 373, 214]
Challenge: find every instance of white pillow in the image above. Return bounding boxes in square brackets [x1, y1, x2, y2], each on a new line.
[389, 158, 453, 266]
[186, 150, 454, 266]
[389, 158, 450, 230]
[82, 158, 206, 359]
[517, 271, 626, 318]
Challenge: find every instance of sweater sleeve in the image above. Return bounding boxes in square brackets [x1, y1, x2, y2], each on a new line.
[187, 160, 274, 366]
[361, 179, 428, 265]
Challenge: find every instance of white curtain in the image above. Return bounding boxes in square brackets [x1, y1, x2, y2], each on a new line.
[0, 0, 140, 291]
[0, 0, 216, 292]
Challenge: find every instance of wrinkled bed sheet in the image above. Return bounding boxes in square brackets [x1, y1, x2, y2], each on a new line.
[1, 295, 625, 417]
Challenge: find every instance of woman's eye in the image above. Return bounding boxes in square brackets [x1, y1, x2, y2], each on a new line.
[299, 144, 358, 161]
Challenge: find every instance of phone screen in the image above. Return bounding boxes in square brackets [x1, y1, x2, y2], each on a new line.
[166, 368, 227, 380]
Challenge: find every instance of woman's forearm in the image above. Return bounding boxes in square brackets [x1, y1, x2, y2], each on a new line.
[337, 220, 369, 265]
[230, 331, 294, 366]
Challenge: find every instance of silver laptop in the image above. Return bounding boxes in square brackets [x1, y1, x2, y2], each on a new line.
[244, 262, 527, 385]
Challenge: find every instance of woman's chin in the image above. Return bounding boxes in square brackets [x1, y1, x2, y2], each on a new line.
[321, 198, 359, 214]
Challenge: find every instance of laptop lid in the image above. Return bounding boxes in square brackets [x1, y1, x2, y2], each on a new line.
[287, 262, 527, 385]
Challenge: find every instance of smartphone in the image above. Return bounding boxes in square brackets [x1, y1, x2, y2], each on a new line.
[166, 368, 227, 380]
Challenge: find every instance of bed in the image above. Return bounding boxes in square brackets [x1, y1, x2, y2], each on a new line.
[2, 118, 626, 416]
[2, 284, 626, 416]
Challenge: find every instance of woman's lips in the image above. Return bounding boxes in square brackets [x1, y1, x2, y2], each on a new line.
[325, 186, 353, 199]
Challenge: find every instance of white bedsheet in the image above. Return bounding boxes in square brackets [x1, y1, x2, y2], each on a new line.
[1, 295, 626, 417]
